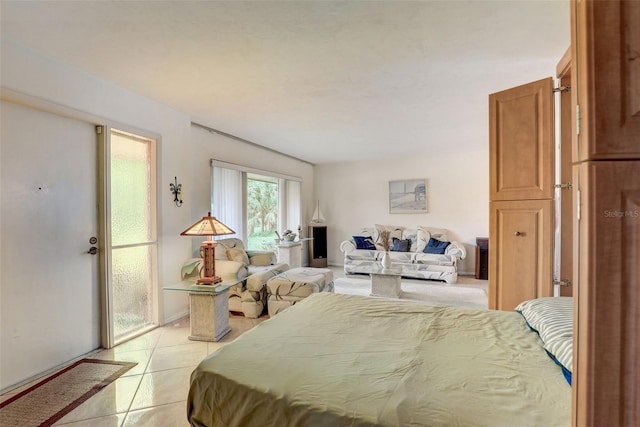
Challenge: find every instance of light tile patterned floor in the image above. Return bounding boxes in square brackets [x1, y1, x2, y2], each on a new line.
[0, 314, 266, 427]
[1, 267, 487, 426]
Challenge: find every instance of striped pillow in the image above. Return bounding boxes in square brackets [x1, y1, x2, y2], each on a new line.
[515, 297, 573, 384]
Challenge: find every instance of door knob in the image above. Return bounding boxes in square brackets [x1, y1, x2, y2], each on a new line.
[88, 247, 98, 255]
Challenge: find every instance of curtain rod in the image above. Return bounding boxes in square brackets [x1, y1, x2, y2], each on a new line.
[191, 121, 313, 166]
[210, 159, 302, 182]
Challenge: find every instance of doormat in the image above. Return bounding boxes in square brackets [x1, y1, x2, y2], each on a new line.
[0, 358, 137, 427]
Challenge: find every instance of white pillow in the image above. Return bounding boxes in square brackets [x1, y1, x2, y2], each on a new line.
[355, 227, 377, 240]
[515, 297, 573, 377]
[418, 226, 449, 241]
[226, 248, 250, 266]
[415, 228, 431, 252]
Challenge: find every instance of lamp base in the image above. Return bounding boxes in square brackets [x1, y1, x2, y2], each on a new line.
[197, 276, 222, 285]
[198, 240, 221, 285]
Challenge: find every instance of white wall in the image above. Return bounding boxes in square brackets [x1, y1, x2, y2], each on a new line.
[0, 39, 198, 313]
[188, 125, 315, 254]
[315, 148, 489, 274]
[0, 41, 310, 390]
[0, 40, 198, 389]
[0, 40, 316, 390]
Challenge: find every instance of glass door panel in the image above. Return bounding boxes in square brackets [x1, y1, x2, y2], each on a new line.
[109, 129, 157, 343]
[112, 245, 155, 338]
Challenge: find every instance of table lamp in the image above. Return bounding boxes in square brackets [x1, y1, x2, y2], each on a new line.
[181, 212, 235, 284]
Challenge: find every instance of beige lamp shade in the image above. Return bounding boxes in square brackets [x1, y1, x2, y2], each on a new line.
[180, 212, 235, 237]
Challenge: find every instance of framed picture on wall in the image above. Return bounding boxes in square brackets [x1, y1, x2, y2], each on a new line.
[389, 179, 427, 213]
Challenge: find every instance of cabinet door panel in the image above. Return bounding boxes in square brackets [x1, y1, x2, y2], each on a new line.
[489, 200, 554, 311]
[574, 161, 640, 427]
[489, 78, 555, 201]
[573, 0, 640, 160]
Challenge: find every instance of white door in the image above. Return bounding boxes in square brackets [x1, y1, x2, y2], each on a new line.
[0, 101, 100, 389]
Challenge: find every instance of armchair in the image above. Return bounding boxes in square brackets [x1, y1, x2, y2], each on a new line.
[182, 238, 289, 318]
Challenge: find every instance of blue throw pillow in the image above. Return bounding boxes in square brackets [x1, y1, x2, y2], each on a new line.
[391, 237, 411, 252]
[353, 236, 376, 250]
[423, 237, 450, 254]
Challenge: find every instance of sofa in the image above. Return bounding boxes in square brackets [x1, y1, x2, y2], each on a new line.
[181, 238, 289, 318]
[340, 225, 466, 284]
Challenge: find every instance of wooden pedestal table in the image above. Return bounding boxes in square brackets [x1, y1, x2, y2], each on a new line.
[164, 280, 241, 342]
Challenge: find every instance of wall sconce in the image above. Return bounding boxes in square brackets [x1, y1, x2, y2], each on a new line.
[170, 176, 183, 207]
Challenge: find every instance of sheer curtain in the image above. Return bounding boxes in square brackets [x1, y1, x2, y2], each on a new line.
[286, 180, 302, 235]
[211, 167, 243, 240]
[211, 161, 301, 246]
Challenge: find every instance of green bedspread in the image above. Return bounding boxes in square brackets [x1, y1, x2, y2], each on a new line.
[188, 292, 570, 427]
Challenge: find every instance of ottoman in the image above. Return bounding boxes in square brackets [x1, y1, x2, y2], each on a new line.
[266, 267, 334, 316]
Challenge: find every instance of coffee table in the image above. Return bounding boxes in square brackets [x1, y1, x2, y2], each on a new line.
[349, 261, 404, 298]
[164, 279, 242, 341]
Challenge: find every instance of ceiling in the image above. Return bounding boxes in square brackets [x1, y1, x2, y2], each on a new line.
[1, 1, 570, 164]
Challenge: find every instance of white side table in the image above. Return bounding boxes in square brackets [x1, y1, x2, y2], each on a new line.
[164, 280, 241, 341]
[276, 238, 312, 268]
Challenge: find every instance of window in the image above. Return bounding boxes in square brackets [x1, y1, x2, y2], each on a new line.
[211, 161, 301, 250]
[247, 173, 279, 249]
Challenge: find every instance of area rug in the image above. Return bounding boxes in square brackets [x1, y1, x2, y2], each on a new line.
[334, 276, 488, 309]
[0, 358, 137, 427]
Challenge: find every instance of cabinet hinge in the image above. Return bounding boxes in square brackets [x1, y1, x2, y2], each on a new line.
[95, 125, 103, 135]
[554, 182, 573, 189]
[576, 105, 581, 136]
[553, 85, 571, 93]
[554, 279, 572, 287]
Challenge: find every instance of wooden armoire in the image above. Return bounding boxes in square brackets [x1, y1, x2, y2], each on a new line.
[490, 1, 639, 425]
[570, 1, 639, 426]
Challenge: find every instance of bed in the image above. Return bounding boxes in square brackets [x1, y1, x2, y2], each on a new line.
[187, 292, 572, 427]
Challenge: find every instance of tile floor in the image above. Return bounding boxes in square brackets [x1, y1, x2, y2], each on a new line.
[1, 267, 487, 426]
[1, 314, 266, 427]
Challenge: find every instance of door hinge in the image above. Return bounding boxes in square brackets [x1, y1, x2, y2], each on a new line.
[576, 105, 581, 136]
[554, 279, 572, 287]
[96, 125, 103, 135]
[553, 85, 571, 93]
[554, 182, 573, 189]
[577, 189, 581, 221]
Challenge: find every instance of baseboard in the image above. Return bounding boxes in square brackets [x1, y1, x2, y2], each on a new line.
[164, 309, 190, 325]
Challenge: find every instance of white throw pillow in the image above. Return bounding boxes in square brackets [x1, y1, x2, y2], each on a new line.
[418, 226, 449, 241]
[415, 228, 431, 252]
